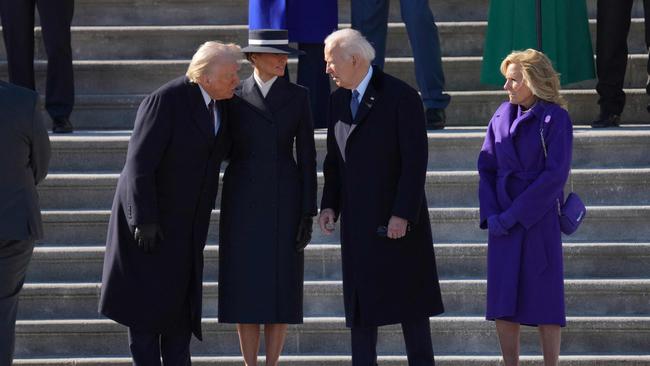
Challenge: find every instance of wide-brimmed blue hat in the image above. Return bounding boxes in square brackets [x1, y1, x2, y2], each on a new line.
[241, 29, 303, 55]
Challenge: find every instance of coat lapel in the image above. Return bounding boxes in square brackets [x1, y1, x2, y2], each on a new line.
[495, 103, 524, 171]
[345, 66, 382, 145]
[264, 76, 298, 117]
[187, 79, 214, 145]
[237, 75, 275, 122]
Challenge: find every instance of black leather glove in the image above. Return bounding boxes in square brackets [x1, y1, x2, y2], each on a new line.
[134, 223, 164, 253]
[295, 215, 314, 252]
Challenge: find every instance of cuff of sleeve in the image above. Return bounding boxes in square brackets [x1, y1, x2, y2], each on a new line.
[498, 210, 517, 230]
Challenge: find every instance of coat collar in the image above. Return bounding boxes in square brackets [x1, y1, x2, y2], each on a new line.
[186, 77, 216, 144]
[350, 65, 383, 126]
[510, 100, 549, 136]
[238, 75, 297, 123]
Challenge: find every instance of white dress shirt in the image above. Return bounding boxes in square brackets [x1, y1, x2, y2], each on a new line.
[253, 72, 278, 98]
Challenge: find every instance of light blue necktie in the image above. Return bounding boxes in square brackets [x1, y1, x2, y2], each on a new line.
[350, 89, 360, 120]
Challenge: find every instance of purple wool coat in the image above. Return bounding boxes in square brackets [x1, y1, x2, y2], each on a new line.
[477, 100, 572, 327]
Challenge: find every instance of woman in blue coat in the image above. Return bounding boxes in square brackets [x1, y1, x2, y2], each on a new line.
[478, 49, 573, 366]
[249, 0, 337, 128]
[218, 29, 317, 366]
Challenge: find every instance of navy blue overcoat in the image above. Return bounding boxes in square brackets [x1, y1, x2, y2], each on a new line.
[99, 76, 231, 340]
[218, 75, 317, 323]
[320, 67, 444, 327]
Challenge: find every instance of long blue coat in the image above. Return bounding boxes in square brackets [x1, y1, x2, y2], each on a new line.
[477, 100, 572, 326]
[321, 67, 444, 327]
[249, 0, 337, 43]
[99, 76, 231, 340]
[218, 76, 317, 324]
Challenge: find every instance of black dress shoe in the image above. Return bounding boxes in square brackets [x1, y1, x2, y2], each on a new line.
[52, 117, 74, 133]
[591, 114, 620, 128]
[425, 108, 446, 130]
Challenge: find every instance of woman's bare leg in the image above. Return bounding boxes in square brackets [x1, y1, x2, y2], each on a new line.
[538, 324, 561, 366]
[263, 323, 288, 366]
[237, 323, 261, 366]
[495, 319, 520, 366]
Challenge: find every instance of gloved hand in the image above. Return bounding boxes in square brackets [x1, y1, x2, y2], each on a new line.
[295, 215, 314, 252]
[488, 215, 509, 237]
[134, 223, 164, 253]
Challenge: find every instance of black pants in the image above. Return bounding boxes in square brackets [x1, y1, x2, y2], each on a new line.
[351, 317, 434, 366]
[0, 0, 74, 119]
[297, 43, 331, 129]
[0, 239, 34, 366]
[596, 0, 650, 115]
[128, 327, 192, 366]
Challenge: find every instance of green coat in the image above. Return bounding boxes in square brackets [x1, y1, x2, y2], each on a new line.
[481, 0, 595, 86]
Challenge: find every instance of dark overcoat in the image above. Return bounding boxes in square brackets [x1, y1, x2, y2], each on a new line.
[218, 75, 317, 323]
[478, 101, 572, 326]
[249, 0, 338, 43]
[320, 67, 444, 327]
[99, 76, 231, 339]
[0, 81, 50, 241]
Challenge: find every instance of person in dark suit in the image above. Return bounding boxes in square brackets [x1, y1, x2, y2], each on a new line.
[98, 41, 242, 366]
[0, 80, 51, 366]
[351, 0, 450, 130]
[591, 0, 650, 127]
[319, 29, 444, 366]
[218, 29, 317, 366]
[0, 0, 75, 133]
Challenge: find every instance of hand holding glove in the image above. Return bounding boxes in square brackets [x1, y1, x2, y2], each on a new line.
[134, 223, 164, 253]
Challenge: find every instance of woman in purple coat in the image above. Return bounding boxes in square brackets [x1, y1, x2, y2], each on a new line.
[477, 49, 573, 366]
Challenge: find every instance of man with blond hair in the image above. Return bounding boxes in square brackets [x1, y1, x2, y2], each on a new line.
[99, 41, 241, 365]
[319, 29, 443, 366]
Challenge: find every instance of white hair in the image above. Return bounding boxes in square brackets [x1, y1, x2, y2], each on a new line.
[186, 41, 242, 83]
[324, 28, 375, 62]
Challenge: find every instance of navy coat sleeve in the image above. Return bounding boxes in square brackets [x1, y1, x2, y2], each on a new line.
[296, 89, 318, 216]
[499, 108, 573, 230]
[391, 88, 428, 223]
[477, 116, 501, 229]
[320, 94, 341, 216]
[30, 97, 51, 185]
[125, 92, 173, 226]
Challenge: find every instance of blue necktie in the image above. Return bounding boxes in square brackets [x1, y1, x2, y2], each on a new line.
[208, 99, 216, 136]
[350, 89, 360, 120]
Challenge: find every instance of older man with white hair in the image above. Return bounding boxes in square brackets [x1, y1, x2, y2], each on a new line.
[99, 41, 241, 366]
[319, 29, 444, 366]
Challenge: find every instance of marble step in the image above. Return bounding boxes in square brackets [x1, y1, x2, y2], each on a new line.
[27, 243, 650, 283]
[48, 0, 642, 25]
[0, 19, 645, 60]
[37, 168, 650, 210]
[37, 206, 650, 245]
[14, 317, 650, 358]
[47, 128, 650, 172]
[12, 355, 650, 366]
[16, 279, 650, 320]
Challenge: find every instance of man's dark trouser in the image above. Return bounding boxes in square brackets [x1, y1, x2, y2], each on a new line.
[351, 317, 434, 366]
[0, 0, 75, 119]
[128, 327, 192, 366]
[596, 0, 650, 116]
[297, 42, 331, 129]
[0, 239, 35, 366]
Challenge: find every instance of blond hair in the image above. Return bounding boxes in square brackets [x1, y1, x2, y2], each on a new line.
[186, 41, 242, 83]
[500, 49, 568, 110]
[324, 28, 375, 63]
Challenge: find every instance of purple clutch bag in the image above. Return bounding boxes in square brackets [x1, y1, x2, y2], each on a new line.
[559, 192, 586, 235]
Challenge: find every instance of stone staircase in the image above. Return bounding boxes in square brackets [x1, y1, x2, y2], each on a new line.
[3, 0, 650, 364]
